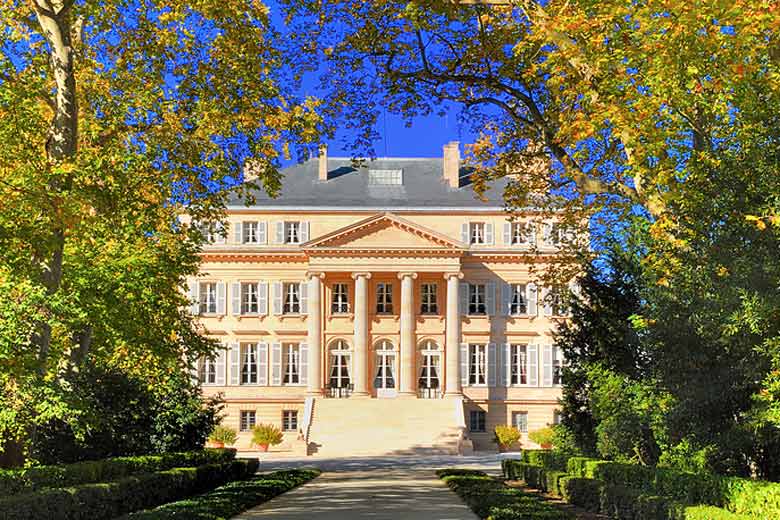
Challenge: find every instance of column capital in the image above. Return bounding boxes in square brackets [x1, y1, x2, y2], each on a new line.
[306, 271, 326, 280]
[443, 272, 464, 281]
[397, 272, 418, 280]
[351, 272, 373, 280]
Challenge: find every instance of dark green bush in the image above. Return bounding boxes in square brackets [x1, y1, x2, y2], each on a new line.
[521, 450, 570, 471]
[519, 463, 545, 489]
[0, 448, 235, 497]
[0, 458, 256, 520]
[120, 469, 319, 519]
[544, 471, 568, 497]
[668, 504, 752, 520]
[559, 477, 602, 512]
[565, 456, 599, 477]
[439, 468, 572, 520]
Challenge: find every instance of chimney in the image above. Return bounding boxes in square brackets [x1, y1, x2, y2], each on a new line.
[318, 144, 328, 181]
[442, 141, 460, 188]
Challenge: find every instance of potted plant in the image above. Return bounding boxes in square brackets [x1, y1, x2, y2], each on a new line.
[208, 425, 237, 448]
[251, 423, 284, 452]
[529, 426, 555, 449]
[494, 424, 522, 452]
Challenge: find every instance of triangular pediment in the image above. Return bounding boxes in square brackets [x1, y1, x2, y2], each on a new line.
[303, 213, 464, 251]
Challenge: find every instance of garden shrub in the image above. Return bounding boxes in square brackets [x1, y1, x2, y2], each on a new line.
[544, 470, 568, 497]
[519, 463, 545, 490]
[565, 456, 599, 477]
[668, 504, 752, 520]
[521, 449, 569, 471]
[0, 458, 257, 520]
[119, 469, 320, 519]
[718, 475, 780, 518]
[559, 477, 602, 512]
[0, 448, 235, 497]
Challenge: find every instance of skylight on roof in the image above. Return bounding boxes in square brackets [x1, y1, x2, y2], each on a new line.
[368, 169, 403, 185]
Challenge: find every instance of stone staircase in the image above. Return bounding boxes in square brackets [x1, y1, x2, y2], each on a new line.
[305, 397, 472, 457]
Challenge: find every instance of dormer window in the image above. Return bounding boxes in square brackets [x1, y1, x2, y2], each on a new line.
[368, 169, 403, 185]
[285, 222, 301, 244]
[462, 222, 494, 245]
[275, 221, 309, 244]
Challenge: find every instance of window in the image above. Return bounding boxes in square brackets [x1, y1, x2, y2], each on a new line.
[198, 357, 217, 384]
[240, 410, 256, 432]
[512, 412, 529, 433]
[284, 221, 301, 244]
[418, 341, 440, 390]
[282, 410, 298, 432]
[469, 410, 486, 432]
[368, 169, 403, 185]
[420, 283, 438, 314]
[376, 283, 393, 314]
[240, 343, 260, 385]
[511, 222, 533, 246]
[509, 344, 530, 385]
[199, 282, 218, 314]
[545, 285, 568, 317]
[242, 221, 259, 244]
[509, 284, 528, 315]
[241, 283, 259, 314]
[283, 283, 301, 314]
[552, 346, 564, 385]
[329, 340, 351, 389]
[468, 344, 487, 386]
[468, 284, 487, 315]
[331, 283, 349, 314]
[283, 343, 302, 385]
[373, 340, 396, 391]
[201, 223, 224, 244]
[544, 222, 575, 247]
[469, 222, 486, 245]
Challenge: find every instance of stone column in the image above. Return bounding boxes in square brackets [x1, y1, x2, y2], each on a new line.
[306, 272, 324, 395]
[398, 272, 418, 397]
[445, 272, 464, 397]
[351, 272, 371, 397]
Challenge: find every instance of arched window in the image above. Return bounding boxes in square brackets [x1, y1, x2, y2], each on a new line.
[328, 339, 351, 390]
[418, 339, 441, 395]
[373, 340, 396, 392]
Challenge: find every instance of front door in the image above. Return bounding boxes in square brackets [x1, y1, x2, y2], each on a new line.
[374, 351, 397, 397]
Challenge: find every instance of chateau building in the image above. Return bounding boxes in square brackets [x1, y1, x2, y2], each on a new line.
[190, 142, 573, 456]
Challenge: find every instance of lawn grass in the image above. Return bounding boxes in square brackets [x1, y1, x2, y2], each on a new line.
[120, 468, 320, 519]
[437, 468, 573, 520]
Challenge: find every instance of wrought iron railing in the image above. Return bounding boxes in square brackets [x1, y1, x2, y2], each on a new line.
[326, 383, 353, 398]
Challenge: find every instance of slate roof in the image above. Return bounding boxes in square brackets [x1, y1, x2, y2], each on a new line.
[227, 158, 510, 209]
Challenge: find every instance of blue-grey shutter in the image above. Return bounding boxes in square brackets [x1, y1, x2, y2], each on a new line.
[461, 223, 470, 244]
[257, 282, 268, 315]
[215, 347, 226, 386]
[299, 282, 308, 314]
[503, 222, 512, 245]
[271, 342, 282, 386]
[188, 280, 200, 315]
[275, 222, 284, 244]
[229, 343, 240, 385]
[484, 223, 494, 245]
[543, 287, 553, 316]
[528, 223, 538, 246]
[527, 283, 538, 316]
[300, 221, 310, 242]
[504, 343, 512, 386]
[216, 282, 226, 315]
[257, 342, 268, 386]
[501, 282, 511, 316]
[489, 342, 498, 387]
[257, 221, 267, 244]
[542, 344, 553, 386]
[528, 344, 538, 386]
[214, 223, 226, 244]
[231, 282, 241, 316]
[299, 343, 308, 386]
[233, 222, 243, 244]
[272, 282, 283, 315]
[486, 281, 496, 316]
[459, 343, 469, 386]
[459, 282, 469, 315]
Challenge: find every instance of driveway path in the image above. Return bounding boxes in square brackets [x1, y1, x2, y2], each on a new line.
[233, 454, 508, 519]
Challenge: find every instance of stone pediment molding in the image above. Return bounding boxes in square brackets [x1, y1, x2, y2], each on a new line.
[302, 212, 465, 254]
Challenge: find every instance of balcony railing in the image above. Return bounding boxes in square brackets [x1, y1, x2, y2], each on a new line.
[418, 387, 442, 399]
[326, 384, 353, 398]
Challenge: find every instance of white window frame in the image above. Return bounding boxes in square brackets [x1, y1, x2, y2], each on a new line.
[284, 221, 301, 244]
[467, 344, 487, 386]
[511, 222, 533, 246]
[469, 222, 486, 245]
[282, 410, 298, 432]
[376, 282, 393, 314]
[282, 343, 303, 385]
[552, 346, 564, 386]
[420, 283, 438, 314]
[242, 221, 259, 244]
[241, 283, 259, 314]
[509, 344, 531, 386]
[546, 285, 568, 317]
[468, 284, 487, 315]
[198, 357, 217, 385]
[239, 410, 256, 432]
[283, 282, 301, 314]
[240, 343, 260, 385]
[331, 283, 349, 314]
[199, 282, 218, 314]
[469, 410, 486, 432]
[512, 411, 529, 433]
[418, 342, 441, 390]
[329, 342, 352, 389]
[509, 284, 528, 316]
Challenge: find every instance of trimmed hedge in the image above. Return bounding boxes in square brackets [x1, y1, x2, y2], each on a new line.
[120, 468, 320, 519]
[559, 477, 602, 513]
[0, 448, 236, 497]
[0, 458, 257, 520]
[438, 468, 572, 519]
[544, 470, 568, 497]
[668, 504, 752, 520]
[521, 450, 569, 471]
[565, 456, 600, 478]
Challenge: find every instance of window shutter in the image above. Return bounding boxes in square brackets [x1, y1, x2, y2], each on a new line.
[216, 282, 226, 315]
[485, 223, 494, 245]
[271, 342, 282, 386]
[459, 282, 469, 315]
[543, 287, 553, 316]
[257, 282, 268, 315]
[231, 283, 241, 316]
[229, 343, 240, 385]
[503, 222, 512, 245]
[299, 343, 308, 386]
[216, 347, 226, 386]
[258, 342, 268, 386]
[257, 221, 267, 244]
[501, 282, 511, 316]
[504, 343, 512, 387]
[488, 343, 497, 387]
[528, 344, 538, 386]
[529, 223, 538, 246]
[542, 344, 553, 386]
[461, 223, 470, 244]
[272, 282, 283, 315]
[486, 281, 496, 316]
[275, 222, 284, 244]
[214, 223, 226, 244]
[300, 221, 310, 242]
[459, 343, 469, 386]
[233, 222, 243, 244]
[542, 222, 552, 245]
[300, 282, 308, 314]
[527, 283, 538, 316]
[188, 280, 200, 315]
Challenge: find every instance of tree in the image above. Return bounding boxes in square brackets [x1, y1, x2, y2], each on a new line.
[0, 1, 320, 463]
